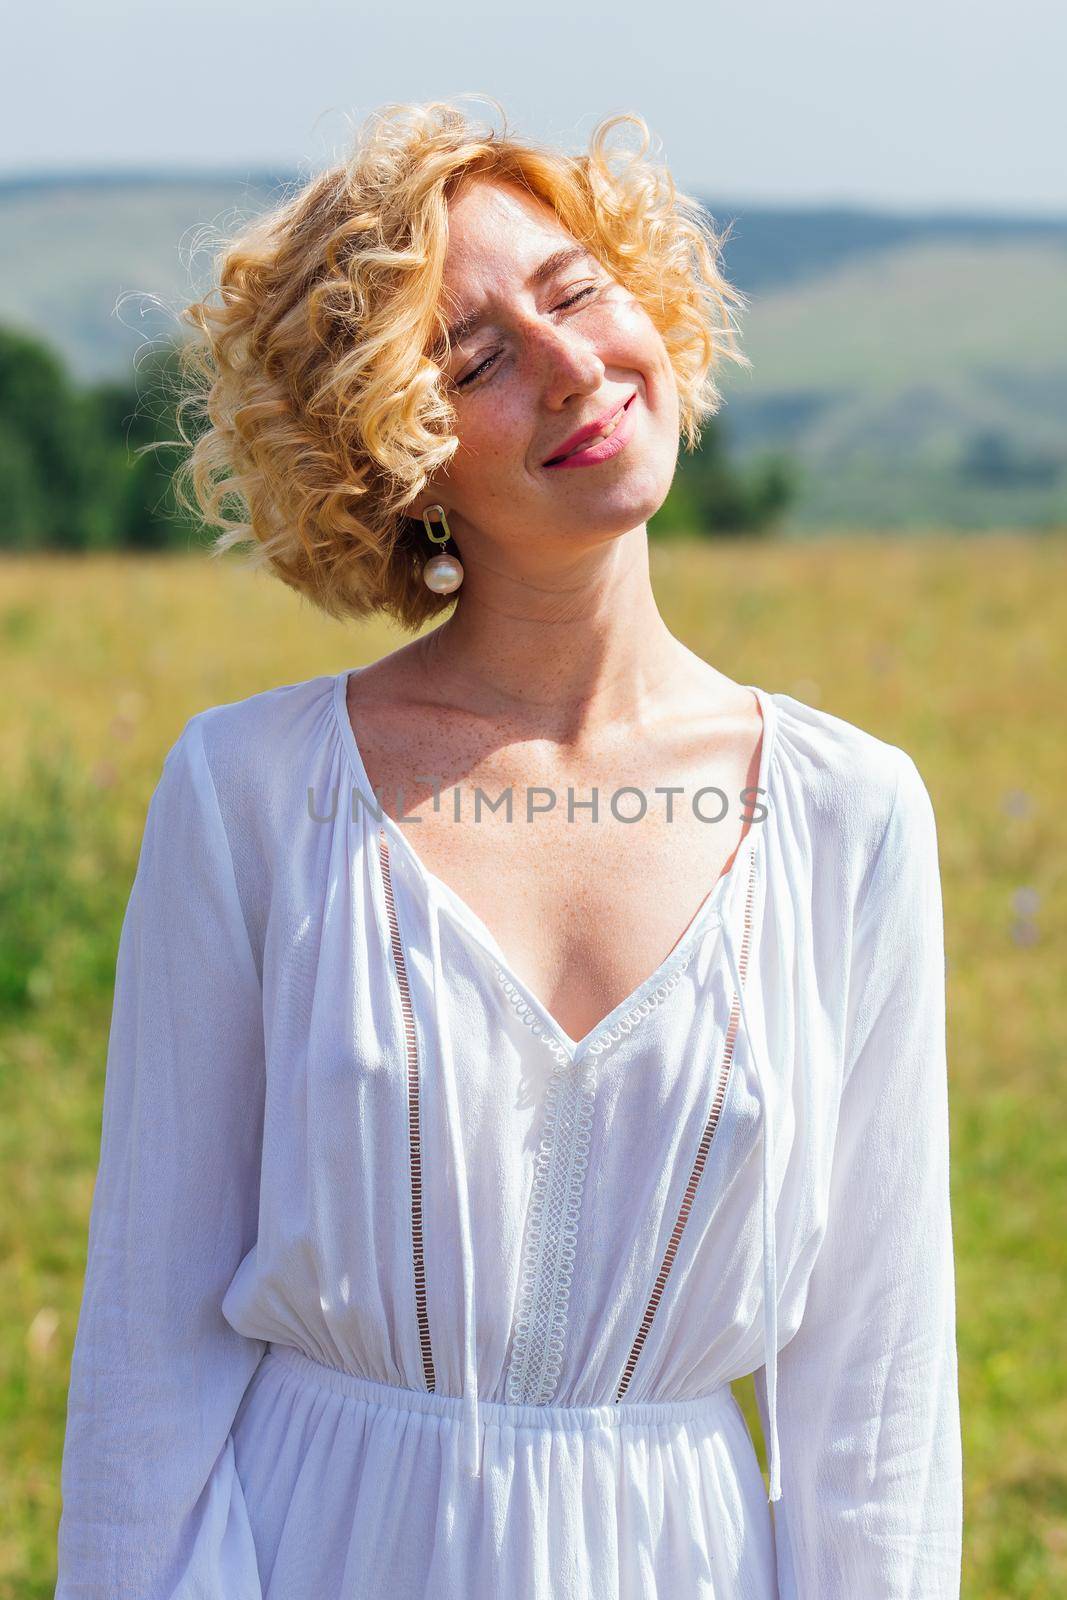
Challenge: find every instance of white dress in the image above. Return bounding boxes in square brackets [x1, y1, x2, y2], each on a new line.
[54, 667, 963, 1599]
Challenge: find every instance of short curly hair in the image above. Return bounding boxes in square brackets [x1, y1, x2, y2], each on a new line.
[172, 95, 751, 633]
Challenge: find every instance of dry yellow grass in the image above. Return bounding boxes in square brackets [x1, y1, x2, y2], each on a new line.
[1, 532, 1064, 1597]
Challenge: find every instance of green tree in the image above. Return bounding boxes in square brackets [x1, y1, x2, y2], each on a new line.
[86, 341, 207, 551]
[0, 327, 113, 550]
[655, 418, 796, 537]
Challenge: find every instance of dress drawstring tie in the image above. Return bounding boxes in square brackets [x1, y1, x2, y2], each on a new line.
[714, 905, 782, 1504]
[428, 889, 484, 1479]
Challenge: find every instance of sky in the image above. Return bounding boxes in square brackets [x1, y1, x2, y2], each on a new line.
[6, 0, 1064, 215]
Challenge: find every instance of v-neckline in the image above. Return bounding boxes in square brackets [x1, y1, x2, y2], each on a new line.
[331, 666, 778, 1062]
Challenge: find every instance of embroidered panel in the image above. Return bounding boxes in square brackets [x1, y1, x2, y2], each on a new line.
[505, 1051, 597, 1404]
[500, 942, 710, 1405]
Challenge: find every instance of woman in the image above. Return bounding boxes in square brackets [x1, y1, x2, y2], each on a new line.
[55, 99, 963, 1597]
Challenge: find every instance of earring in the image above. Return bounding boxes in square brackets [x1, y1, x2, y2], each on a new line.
[420, 504, 464, 594]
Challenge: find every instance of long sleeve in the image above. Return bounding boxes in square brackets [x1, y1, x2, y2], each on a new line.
[754, 750, 963, 1597]
[55, 715, 267, 1598]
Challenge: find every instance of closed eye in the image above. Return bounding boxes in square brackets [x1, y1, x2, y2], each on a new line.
[455, 282, 602, 389]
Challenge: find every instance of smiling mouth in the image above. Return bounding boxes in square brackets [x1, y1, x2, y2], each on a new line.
[544, 394, 636, 466]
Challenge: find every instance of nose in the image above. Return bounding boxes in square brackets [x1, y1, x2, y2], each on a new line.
[523, 316, 605, 407]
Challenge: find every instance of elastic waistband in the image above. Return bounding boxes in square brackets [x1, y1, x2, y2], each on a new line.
[262, 1341, 734, 1433]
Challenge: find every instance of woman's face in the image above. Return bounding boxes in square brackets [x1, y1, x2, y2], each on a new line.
[414, 177, 680, 566]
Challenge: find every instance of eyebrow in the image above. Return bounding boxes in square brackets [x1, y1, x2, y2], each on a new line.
[443, 244, 598, 347]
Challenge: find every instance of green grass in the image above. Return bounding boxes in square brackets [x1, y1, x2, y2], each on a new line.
[1, 535, 1064, 1597]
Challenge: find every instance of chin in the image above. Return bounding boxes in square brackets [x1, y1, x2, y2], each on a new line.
[614, 454, 676, 518]
[581, 486, 668, 543]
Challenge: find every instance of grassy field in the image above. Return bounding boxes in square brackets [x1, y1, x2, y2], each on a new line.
[1, 534, 1064, 1597]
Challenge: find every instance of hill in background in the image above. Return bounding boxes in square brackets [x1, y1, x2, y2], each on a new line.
[3, 170, 1065, 531]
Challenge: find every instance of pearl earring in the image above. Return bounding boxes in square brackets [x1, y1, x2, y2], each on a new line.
[420, 504, 464, 594]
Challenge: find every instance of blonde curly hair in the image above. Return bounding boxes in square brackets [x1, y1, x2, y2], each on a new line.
[172, 96, 751, 633]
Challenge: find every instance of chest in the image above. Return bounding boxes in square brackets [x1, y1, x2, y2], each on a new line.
[353, 716, 763, 1046]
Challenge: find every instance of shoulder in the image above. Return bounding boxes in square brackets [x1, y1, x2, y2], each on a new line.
[157, 671, 340, 826]
[149, 671, 341, 972]
[159, 668, 340, 845]
[172, 670, 338, 772]
[765, 686, 935, 888]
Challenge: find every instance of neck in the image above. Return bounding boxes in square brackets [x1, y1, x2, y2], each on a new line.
[413, 525, 701, 734]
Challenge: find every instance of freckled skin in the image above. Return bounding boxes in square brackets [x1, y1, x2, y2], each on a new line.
[410, 177, 682, 567]
[348, 177, 764, 1045]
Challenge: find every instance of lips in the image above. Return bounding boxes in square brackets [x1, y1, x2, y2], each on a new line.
[543, 393, 637, 467]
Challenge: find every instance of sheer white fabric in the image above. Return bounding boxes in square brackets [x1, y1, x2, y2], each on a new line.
[54, 668, 963, 1598]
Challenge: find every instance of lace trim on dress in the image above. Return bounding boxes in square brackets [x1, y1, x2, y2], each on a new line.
[378, 829, 436, 1392]
[500, 941, 707, 1405]
[494, 974, 573, 1066]
[494, 945, 706, 1064]
[504, 1050, 596, 1404]
[584, 957, 705, 1057]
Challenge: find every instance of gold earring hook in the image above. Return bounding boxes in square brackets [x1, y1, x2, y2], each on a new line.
[422, 504, 453, 545]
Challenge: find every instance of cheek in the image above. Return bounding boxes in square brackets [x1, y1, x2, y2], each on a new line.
[449, 401, 528, 487]
[603, 292, 662, 351]
[599, 299, 674, 399]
